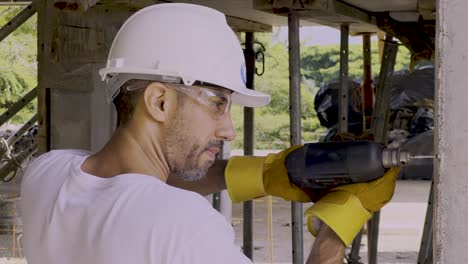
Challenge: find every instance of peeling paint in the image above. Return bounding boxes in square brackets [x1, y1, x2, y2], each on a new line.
[53, 2, 80, 11]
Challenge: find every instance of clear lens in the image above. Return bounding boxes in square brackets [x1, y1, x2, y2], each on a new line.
[172, 84, 232, 118]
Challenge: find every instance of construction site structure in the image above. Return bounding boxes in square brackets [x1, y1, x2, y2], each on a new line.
[0, 0, 465, 263]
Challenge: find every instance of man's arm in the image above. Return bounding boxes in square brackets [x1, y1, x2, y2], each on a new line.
[170, 159, 347, 264]
[166, 160, 227, 195]
[307, 224, 345, 264]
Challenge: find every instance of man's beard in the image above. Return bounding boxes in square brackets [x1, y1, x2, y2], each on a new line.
[164, 112, 222, 182]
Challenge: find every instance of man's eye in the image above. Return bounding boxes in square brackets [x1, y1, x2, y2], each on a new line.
[208, 96, 227, 108]
[208, 96, 227, 105]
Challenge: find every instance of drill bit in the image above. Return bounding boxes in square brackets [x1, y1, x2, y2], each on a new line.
[410, 155, 435, 159]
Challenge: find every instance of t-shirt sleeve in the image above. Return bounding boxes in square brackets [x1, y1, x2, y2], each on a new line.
[165, 192, 252, 264]
[172, 218, 252, 264]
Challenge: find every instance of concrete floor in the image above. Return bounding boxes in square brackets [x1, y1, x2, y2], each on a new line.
[232, 180, 432, 264]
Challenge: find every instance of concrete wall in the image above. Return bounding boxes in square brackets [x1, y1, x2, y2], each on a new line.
[38, 2, 134, 151]
[434, 0, 468, 262]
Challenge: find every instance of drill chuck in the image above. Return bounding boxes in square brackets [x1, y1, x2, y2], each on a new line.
[382, 148, 411, 168]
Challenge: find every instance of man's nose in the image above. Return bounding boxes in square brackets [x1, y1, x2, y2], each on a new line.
[216, 112, 236, 141]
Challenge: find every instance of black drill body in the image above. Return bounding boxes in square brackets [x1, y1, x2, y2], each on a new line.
[285, 141, 386, 190]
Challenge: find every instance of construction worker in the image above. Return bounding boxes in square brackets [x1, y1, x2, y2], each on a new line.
[21, 3, 399, 264]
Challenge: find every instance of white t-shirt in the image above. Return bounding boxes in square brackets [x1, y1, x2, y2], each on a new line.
[21, 150, 251, 264]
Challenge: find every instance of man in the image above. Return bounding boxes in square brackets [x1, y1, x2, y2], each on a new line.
[21, 3, 398, 264]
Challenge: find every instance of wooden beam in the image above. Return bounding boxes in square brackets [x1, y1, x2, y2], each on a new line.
[226, 16, 271, 32]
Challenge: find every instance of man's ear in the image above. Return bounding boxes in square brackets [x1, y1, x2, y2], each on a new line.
[142, 82, 176, 122]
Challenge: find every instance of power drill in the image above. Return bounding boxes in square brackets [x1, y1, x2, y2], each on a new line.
[285, 141, 431, 190]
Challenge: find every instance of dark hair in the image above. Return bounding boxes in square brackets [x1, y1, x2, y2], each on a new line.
[112, 79, 152, 127]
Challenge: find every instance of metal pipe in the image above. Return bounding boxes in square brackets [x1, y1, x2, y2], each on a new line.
[288, 11, 304, 264]
[6, 114, 37, 146]
[0, 87, 37, 127]
[368, 35, 399, 264]
[212, 193, 221, 211]
[347, 229, 363, 264]
[362, 33, 373, 130]
[0, 1, 37, 43]
[338, 24, 349, 133]
[243, 31, 255, 260]
[417, 182, 433, 264]
[367, 212, 380, 264]
[348, 33, 372, 263]
[212, 142, 230, 212]
[371, 35, 398, 142]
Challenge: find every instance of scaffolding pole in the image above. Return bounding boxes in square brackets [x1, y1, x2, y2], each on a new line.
[348, 33, 372, 264]
[243, 31, 255, 260]
[371, 36, 398, 142]
[288, 11, 304, 264]
[338, 24, 349, 133]
[0, 87, 37, 127]
[362, 33, 373, 131]
[368, 35, 399, 264]
[0, 1, 37, 43]
[417, 182, 433, 264]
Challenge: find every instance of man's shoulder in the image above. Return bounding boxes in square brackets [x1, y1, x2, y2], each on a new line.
[22, 149, 90, 183]
[37, 149, 91, 161]
[27, 149, 90, 170]
[136, 180, 213, 212]
[128, 180, 222, 224]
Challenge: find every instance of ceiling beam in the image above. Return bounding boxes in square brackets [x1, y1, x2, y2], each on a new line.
[226, 16, 272, 32]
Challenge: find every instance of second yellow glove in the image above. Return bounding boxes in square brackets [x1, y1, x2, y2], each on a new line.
[304, 167, 400, 246]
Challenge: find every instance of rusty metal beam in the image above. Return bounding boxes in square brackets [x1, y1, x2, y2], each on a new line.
[254, 0, 376, 26]
[376, 13, 435, 67]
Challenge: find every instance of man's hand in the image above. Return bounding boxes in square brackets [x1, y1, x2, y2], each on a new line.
[304, 168, 400, 246]
[225, 146, 313, 203]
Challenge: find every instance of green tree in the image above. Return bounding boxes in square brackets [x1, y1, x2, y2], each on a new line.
[0, 6, 37, 124]
[301, 42, 411, 86]
[231, 33, 411, 150]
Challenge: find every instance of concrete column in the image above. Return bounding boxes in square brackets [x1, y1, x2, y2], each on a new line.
[434, 0, 468, 262]
[38, 2, 134, 151]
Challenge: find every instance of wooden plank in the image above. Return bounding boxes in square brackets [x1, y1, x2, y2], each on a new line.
[226, 16, 272, 32]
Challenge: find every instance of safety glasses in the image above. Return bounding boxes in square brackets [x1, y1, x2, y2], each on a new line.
[170, 84, 232, 119]
[124, 77, 233, 119]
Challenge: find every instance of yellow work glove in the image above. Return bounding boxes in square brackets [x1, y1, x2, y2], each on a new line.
[225, 146, 311, 203]
[304, 167, 400, 246]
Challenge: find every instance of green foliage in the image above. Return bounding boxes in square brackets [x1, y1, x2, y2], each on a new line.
[0, 6, 37, 124]
[231, 33, 410, 150]
[301, 43, 411, 87]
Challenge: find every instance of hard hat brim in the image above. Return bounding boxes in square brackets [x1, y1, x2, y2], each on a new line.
[231, 88, 271, 107]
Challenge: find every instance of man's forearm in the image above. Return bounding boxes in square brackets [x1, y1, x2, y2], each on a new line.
[167, 160, 228, 195]
[307, 223, 345, 264]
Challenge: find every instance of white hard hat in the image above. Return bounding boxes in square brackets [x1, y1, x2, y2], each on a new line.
[99, 3, 270, 107]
